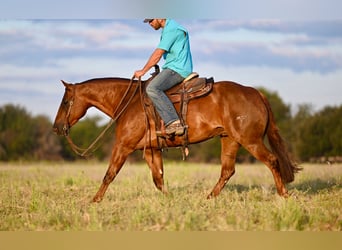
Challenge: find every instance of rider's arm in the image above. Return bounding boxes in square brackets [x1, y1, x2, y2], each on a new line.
[134, 48, 165, 78]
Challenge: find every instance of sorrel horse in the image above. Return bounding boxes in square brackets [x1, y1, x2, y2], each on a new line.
[53, 73, 300, 202]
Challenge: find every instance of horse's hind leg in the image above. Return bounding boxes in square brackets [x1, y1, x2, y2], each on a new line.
[245, 141, 288, 197]
[208, 137, 240, 199]
[144, 148, 167, 194]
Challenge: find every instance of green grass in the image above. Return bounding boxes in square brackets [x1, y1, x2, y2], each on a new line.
[0, 161, 341, 231]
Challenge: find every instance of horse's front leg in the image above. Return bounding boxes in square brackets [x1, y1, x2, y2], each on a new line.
[144, 148, 167, 194]
[92, 144, 132, 203]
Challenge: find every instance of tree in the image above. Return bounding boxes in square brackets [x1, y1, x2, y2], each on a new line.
[32, 115, 62, 160]
[296, 105, 342, 161]
[291, 104, 314, 159]
[188, 137, 221, 163]
[0, 104, 36, 160]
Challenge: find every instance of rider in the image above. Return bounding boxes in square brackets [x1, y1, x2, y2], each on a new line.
[134, 19, 193, 136]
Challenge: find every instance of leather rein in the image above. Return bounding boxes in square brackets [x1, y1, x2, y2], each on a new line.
[65, 76, 142, 157]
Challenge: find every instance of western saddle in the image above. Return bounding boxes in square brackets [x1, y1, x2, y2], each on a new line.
[143, 65, 214, 159]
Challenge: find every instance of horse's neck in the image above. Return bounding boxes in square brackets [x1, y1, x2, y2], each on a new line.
[77, 79, 133, 118]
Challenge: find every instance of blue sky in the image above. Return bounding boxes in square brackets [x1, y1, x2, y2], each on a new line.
[0, 1, 341, 121]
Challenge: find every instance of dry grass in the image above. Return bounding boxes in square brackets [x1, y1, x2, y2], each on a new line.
[0, 161, 341, 230]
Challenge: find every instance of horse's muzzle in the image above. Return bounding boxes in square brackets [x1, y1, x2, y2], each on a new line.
[53, 123, 69, 136]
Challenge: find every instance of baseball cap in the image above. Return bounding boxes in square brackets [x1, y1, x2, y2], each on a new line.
[143, 19, 154, 23]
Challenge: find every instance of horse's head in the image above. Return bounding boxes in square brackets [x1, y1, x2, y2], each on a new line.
[53, 80, 87, 136]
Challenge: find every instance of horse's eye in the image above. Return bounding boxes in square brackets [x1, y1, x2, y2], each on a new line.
[63, 99, 68, 105]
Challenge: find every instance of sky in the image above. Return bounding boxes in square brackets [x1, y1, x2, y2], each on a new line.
[0, 1, 341, 121]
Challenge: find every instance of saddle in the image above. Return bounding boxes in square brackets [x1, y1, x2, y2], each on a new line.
[143, 65, 214, 159]
[168, 73, 214, 103]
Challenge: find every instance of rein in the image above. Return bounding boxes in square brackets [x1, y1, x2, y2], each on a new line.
[65, 76, 140, 157]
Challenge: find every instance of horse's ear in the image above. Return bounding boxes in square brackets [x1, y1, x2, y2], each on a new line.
[61, 80, 71, 88]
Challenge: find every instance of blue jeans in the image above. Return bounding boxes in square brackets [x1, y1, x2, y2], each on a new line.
[146, 68, 184, 126]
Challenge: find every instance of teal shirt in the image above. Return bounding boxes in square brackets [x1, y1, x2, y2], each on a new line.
[157, 19, 193, 78]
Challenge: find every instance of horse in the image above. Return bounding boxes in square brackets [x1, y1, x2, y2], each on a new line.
[53, 73, 300, 202]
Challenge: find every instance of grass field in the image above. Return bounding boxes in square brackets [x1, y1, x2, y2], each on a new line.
[0, 161, 341, 231]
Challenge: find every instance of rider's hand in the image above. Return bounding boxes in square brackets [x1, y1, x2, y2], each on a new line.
[134, 70, 145, 79]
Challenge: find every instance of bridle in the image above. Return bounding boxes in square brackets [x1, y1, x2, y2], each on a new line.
[64, 76, 141, 157]
[63, 100, 74, 136]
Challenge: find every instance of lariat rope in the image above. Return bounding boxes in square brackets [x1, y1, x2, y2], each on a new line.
[65, 76, 140, 157]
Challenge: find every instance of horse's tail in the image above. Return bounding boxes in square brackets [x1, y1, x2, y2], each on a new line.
[259, 92, 301, 183]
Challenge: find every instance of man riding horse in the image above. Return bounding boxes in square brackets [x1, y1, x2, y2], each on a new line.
[134, 19, 193, 136]
[53, 19, 300, 202]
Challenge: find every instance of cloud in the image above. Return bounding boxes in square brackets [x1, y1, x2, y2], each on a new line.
[0, 20, 154, 61]
[187, 20, 342, 73]
[1, 19, 341, 121]
[2, 19, 341, 75]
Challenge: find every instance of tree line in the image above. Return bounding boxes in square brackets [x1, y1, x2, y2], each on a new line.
[1, 88, 341, 163]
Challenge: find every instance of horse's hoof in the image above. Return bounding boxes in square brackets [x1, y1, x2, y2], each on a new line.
[280, 191, 289, 198]
[92, 196, 103, 203]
